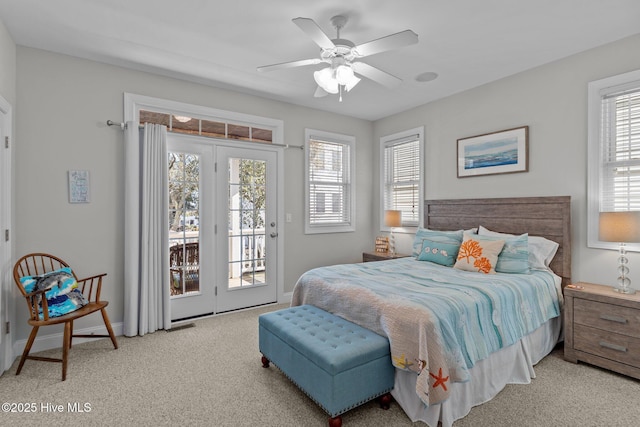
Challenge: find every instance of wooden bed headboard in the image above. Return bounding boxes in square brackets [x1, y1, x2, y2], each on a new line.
[425, 196, 571, 287]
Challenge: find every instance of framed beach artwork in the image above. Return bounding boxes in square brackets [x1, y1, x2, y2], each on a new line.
[457, 126, 529, 178]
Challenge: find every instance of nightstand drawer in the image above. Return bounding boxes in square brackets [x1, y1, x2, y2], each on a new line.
[574, 298, 640, 339]
[574, 324, 640, 368]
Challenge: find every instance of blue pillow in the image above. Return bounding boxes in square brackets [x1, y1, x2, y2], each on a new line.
[476, 233, 530, 274]
[20, 267, 88, 319]
[412, 228, 464, 257]
[417, 239, 460, 266]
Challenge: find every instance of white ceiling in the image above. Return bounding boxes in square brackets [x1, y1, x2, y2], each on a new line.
[1, 0, 639, 121]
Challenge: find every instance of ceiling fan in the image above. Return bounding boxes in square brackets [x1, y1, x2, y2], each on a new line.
[257, 15, 418, 101]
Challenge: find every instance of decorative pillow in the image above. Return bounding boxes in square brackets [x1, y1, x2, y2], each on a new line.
[453, 233, 505, 274]
[20, 267, 88, 319]
[472, 232, 530, 274]
[417, 239, 460, 266]
[412, 228, 464, 257]
[478, 226, 559, 271]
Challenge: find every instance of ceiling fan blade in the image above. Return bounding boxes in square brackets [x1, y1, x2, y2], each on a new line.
[351, 62, 402, 89]
[353, 30, 418, 57]
[292, 17, 336, 50]
[314, 86, 329, 98]
[257, 58, 323, 72]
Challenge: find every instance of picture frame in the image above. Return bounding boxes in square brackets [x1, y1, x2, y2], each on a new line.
[68, 170, 90, 203]
[375, 236, 389, 253]
[457, 126, 529, 178]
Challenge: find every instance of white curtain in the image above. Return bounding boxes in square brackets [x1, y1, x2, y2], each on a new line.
[124, 122, 171, 336]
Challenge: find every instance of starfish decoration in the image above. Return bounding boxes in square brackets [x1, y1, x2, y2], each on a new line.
[429, 367, 450, 391]
[392, 353, 414, 369]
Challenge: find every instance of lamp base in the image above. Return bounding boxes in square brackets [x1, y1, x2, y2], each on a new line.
[614, 286, 636, 295]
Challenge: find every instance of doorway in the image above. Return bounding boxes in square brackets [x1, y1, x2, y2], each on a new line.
[168, 135, 278, 320]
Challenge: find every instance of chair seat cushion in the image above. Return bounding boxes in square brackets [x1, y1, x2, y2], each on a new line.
[20, 267, 88, 319]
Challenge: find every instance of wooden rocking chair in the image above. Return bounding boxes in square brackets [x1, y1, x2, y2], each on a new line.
[13, 253, 118, 381]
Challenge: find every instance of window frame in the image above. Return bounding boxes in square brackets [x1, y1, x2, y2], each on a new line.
[379, 127, 424, 233]
[304, 128, 356, 234]
[587, 69, 640, 252]
[124, 93, 283, 145]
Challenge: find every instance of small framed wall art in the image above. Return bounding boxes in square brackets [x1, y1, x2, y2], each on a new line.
[457, 126, 528, 178]
[68, 170, 90, 203]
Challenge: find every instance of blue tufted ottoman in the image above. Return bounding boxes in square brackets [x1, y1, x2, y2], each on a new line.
[259, 305, 394, 427]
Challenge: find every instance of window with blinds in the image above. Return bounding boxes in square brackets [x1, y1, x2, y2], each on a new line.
[304, 129, 355, 234]
[382, 134, 422, 227]
[600, 88, 640, 211]
[588, 70, 640, 250]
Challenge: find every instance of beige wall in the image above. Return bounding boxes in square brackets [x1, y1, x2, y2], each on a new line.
[373, 33, 640, 288]
[10, 31, 640, 351]
[13, 47, 373, 343]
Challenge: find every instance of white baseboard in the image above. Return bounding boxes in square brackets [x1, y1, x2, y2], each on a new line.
[11, 322, 124, 361]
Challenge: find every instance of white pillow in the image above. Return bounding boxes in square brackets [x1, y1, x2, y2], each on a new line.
[477, 225, 559, 271]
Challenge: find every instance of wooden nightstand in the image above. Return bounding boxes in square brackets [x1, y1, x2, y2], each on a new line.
[362, 251, 410, 262]
[564, 282, 640, 379]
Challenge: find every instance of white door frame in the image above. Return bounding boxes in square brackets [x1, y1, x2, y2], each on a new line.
[0, 94, 13, 373]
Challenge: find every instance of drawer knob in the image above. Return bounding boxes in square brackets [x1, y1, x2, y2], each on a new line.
[599, 314, 628, 324]
[599, 341, 628, 353]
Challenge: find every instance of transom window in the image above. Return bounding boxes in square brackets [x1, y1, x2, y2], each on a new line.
[139, 110, 273, 143]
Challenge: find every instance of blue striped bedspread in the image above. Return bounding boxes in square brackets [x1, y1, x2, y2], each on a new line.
[291, 257, 561, 407]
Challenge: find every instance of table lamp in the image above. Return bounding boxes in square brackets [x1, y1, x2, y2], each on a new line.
[384, 210, 402, 256]
[599, 211, 640, 294]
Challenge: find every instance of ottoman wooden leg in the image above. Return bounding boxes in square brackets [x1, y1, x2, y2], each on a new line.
[378, 393, 392, 410]
[328, 415, 342, 427]
[261, 355, 270, 368]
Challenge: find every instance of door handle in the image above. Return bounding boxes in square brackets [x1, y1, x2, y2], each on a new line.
[270, 232, 278, 238]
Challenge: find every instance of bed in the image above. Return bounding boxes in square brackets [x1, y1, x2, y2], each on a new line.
[291, 196, 571, 427]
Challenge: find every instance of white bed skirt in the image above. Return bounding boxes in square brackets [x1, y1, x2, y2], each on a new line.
[391, 316, 562, 427]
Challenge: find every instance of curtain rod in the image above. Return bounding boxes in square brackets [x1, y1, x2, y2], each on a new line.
[106, 120, 303, 150]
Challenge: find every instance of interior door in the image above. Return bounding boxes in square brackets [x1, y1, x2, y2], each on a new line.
[216, 146, 278, 313]
[167, 136, 215, 321]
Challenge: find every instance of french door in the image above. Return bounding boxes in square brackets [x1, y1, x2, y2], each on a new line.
[168, 134, 278, 320]
[216, 146, 278, 313]
[168, 137, 214, 321]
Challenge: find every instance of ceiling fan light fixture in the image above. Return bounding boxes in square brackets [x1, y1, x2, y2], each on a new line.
[335, 64, 354, 85]
[344, 74, 361, 92]
[336, 64, 361, 92]
[314, 67, 339, 94]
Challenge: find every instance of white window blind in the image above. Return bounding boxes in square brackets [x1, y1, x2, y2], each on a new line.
[587, 70, 640, 251]
[600, 87, 640, 211]
[305, 130, 355, 234]
[383, 136, 420, 227]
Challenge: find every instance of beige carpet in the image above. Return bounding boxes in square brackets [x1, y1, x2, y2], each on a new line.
[2, 303, 639, 427]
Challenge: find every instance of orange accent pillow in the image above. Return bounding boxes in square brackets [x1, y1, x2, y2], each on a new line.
[453, 234, 505, 274]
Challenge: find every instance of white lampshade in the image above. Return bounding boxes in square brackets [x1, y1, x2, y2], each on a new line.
[599, 211, 640, 243]
[336, 65, 360, 91]
[384, 210, 402, 228]
[313, 68, 339, 94]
